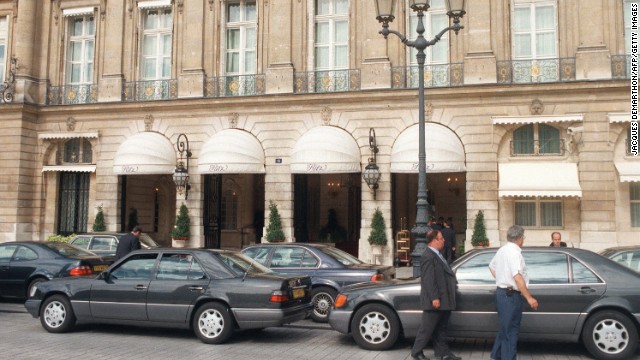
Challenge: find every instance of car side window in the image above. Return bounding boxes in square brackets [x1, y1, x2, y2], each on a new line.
[455, 253, 495, 284]
[70, 236, 91, 249]
[156, 254, 206, 280]
[243, 247, 270, 265]
[301, 250, 319, 267]
[0, 245, 17, 263]
[523, 252, 568, 284]
[91, 236, 117, 251]
[110, 253, 158, 280]
[570, 257, 601, 283]
[13, 246, 38, 261]
[271, 247, 310, 268]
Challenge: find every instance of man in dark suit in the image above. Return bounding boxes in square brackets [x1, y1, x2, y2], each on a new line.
[440, 219, 457, 263]
[410, 230, 460, 360]
[115, 226, 142, 261]
[549, 231, 567, 247]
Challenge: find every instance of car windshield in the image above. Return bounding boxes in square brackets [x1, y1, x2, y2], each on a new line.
[216, 252, 273, 276]
[318, 246, 363, 265]
[139, 234, 159, 248]
[44, 242, 96, 257]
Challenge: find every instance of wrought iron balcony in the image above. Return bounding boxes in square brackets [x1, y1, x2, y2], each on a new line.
[294, 69, 360, 94]
[391, 63, 464, 89]
[204, 74, 265, 97]
[497, 58, 575, 84]
[612, 55, 632, 80]
[510, 139, 566, 156]
[47, 84, 98, 105]
[122, 79, 177, 102]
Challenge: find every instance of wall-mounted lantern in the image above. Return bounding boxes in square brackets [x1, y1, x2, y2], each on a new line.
[173, 133, 192, 199]
[362, 128, 381, 199]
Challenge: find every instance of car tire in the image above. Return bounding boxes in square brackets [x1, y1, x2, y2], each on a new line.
[582, 310, 639, 360]
[39, 295, 76, 333]
[350, 303, 400, 351]
[27, 277, 47, 298]
[193, 302, 235, 344]
[311, 286, 338, 323]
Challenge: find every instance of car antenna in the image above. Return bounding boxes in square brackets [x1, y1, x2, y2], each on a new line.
[242, 259, 254, 282]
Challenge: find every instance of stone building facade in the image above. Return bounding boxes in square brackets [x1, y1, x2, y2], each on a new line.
[0, 0, 637, 265]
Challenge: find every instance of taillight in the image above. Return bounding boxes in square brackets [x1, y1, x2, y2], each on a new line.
[270, 291, 290, 303]
[370, 273, 385, 282]
[334, 294, 348, 308]
[69, 265, 93, 276]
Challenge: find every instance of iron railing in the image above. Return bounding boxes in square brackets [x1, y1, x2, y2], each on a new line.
[612, 55, 632, 80]
[204, 74, 265, 97]
[122, 79, 177, 102]
[497, 58, 576, 84]
[47, 84, 98, 105]
[510, 139, 566, 156]
[294, 69, 360, 94]
[391, 63, 464, 89]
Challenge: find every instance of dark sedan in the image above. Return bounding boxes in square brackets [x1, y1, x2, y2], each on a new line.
[600, 245, 640, 273]
[0, 241, 113, 299]
[242, 243, 395, 322]
[25, 248, 312, 345]
[329, 247, 640, 360]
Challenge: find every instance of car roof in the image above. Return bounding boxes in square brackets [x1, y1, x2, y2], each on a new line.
[243, 243, 332, 249]
[599, 245, 640, 252]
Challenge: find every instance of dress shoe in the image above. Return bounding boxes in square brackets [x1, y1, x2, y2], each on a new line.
[411, 353, 430, 360]
[440, 354, 462, 360]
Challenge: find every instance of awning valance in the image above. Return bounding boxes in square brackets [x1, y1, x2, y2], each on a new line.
[608, 113, 632, 123]
[113, 132, 176, 175]
[39, 132, 99, 140]
[138, 0, 172, 9]
[499, 162, 582, 197]
[62, 7, 94, 17]
[42, 165, 96, 173]
[290, 126, 361, 174]
[492, 114, 583, 125]
[391, 123, 466, 173]
[198, 129, 265, 174]
[615, 162, 640, 182]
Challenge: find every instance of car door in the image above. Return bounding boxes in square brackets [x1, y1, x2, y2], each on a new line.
[90, 252, 158, 320]
[146, 253, 209, 323]
[267, 246, 319, 278]
[6, 245, 41, 297]
[88, 236, 118, 256]
[0, 244, 18, 296]
[521, 251, 605, 335]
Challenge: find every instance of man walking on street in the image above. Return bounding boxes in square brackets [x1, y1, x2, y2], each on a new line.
[489, 225, 538, 360]
[115, 226, 142, 261]
[411, 230, 460, 360]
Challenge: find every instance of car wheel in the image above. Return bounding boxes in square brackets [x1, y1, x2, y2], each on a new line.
[27, 277, 47, 298]
[39, 295, 76, 333]
[311, 286, 338, 323]
[350, 303, 400, 351]
[193, 302, 234, 344]
[582, 310, 639, 360]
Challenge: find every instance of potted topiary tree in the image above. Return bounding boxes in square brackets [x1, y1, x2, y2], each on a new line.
[368, 208, 388, 256]
[172, 203, 191, 245]
[265, 201, 285, 242]
[471, 210, 490, 248]
[92, 205, 106, 232]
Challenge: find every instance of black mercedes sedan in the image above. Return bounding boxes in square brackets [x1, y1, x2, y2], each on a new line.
[0, 241, 113, 299]
[242, 243, 395, 322]
[328, 247, 640, 360]
[600, 245, 640, 273]
[25, 248, 312, 345]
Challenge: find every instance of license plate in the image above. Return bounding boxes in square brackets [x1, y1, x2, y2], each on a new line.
[292, 288, 305, 299]
[93, 265, 108, 272]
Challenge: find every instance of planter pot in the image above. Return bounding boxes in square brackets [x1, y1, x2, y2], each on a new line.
[371, 245, 383, 256]
[172, 238, 189, 248]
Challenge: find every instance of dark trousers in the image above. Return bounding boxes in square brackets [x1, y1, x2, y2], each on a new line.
[491, 288, 523, 360]
[411, 310, 451, 357]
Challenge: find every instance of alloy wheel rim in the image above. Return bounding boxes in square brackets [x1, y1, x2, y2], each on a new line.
[312, 293, 333, 318]
[592, 318, 629, 354]
[358, 311, 390, 344]
[44, 301, 66, 328]
[198, 309, 224, 338]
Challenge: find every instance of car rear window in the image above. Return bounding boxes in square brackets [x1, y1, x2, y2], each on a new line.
[45, 242, 96, 257]
[318, 246, 362, 265]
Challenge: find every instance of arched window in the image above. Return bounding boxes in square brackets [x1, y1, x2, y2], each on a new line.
[512, 123, 561, 155]
[61, 138, 92, 164]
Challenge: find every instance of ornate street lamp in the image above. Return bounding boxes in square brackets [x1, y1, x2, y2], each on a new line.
[362, 128, 381, 199]
[374, 0, 465, 277]
[173, 133, 192, 199]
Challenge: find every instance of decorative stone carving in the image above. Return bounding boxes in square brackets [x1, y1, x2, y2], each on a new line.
[66, 117, 76, 131]
[321, 106, 332, 125]
[1, 57, 16, 103]
[100, 0, 106, 20]
[176, 0, 183, 14]
[229, 113, 239, 128]
[530, 99, 544, 115]
[144, 114, 154, 131]
[425, 102, 433, 121]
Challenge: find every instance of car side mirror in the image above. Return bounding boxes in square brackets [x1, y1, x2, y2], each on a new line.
[99, 271, 110, 281]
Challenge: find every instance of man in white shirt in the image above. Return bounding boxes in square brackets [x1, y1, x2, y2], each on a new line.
[488, 225, 538, 360]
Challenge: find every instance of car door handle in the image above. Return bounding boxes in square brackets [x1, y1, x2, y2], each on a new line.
[135, 285, 148, 290]
[189, 286, 204, 292]
[579, 287, 596, 294]
[0, 265, 9, 271]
